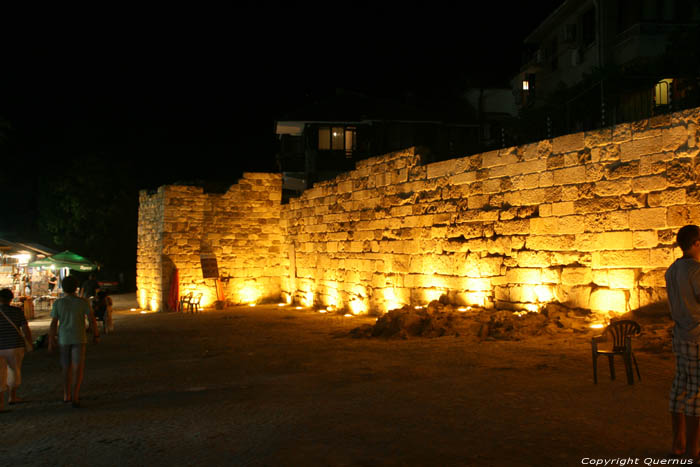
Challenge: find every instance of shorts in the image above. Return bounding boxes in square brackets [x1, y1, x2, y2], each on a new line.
[669, 336, 700, 416]
[59, 344, 86, 369]
[0, 347, 25, 391]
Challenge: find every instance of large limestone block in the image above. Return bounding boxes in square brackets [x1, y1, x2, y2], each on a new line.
[632, 175, 668, 193]
[552, 132, 585, 154]
[633, 231, 659, 249]
[620, 135, 663, 161]
[482, 150, 518, 168]
[647, 188, 687, 207]
[517, 251, 552, 268]
[505, 268, 542, 285]
[561, 267, 592, 286]
[590, 288, 628, 313]
[592, 250, 650, 269]
[551, 166, 586, 185]
[663, 124, 690, 151]
[628, 207, 667, 230]
[608, 269, 636, 289]
[583, 211, 630, 232]
[594, 180, 632, 197]
[575, 232, 634, 251]
[526, 235, 577, 251]
[557, 285, 592, 309]
[668, 205, 700, 228]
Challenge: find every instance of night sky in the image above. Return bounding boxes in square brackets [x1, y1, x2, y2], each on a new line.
[0, 3, 564, 270]
[3, 4, 564, 182]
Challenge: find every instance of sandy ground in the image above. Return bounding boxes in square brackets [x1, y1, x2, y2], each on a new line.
[1, 294, 686, 466]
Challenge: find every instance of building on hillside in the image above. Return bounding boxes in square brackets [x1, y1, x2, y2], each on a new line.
[274, 89, 483, 197]
[512, 0, 700, 140]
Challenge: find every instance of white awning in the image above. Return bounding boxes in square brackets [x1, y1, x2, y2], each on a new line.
[275, 121, 305, 136]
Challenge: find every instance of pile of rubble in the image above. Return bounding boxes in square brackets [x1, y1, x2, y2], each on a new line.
[349, 300, 605, 340]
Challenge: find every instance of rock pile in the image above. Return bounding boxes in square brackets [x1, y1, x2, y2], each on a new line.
[349, 301, 599, 340]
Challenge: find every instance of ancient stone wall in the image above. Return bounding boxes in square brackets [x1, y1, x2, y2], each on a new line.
[137, 188, 165, 310]
[137, 173, 284, 311]
[281, 108, 700, 319]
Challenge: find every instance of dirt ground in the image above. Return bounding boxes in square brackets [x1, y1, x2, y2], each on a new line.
[1, 294, 687, 466]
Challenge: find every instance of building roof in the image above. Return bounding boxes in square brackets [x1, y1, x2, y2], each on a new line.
[0, 238, 57, 257]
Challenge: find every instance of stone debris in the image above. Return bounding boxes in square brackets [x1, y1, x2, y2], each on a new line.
[350, 301, 601, 340]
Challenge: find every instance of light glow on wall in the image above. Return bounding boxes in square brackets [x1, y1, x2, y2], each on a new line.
[382, 288, 403, 312]
[302, 291, 314, 308]
[150, 298, 158, 312]
[465, 291, 488, 307]
[139, 289, 147, 309]
[349, 298, 366, 315]
[238, 285, 261, 305]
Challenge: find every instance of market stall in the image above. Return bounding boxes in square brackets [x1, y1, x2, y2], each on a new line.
[28, 250, 98, 315]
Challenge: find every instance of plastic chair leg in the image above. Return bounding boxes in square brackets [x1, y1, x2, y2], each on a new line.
[592, 353, 598, 384]
[608, 355, 616, 380]
[633, 354, 641, 381]
[624, 354, 634, 385]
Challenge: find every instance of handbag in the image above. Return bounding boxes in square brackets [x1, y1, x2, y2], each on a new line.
[0, 308, 33, 353]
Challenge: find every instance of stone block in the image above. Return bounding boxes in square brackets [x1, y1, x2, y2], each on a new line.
[525, 235, 576, 251]
[607, 269, 636, 289]
[639, 152, 672, 176]
[520, 188, 547, 205]
[593, 250, 650, 268]
[551, 201, 575, 217]
[506, 268, 542, 285]
[448, 172, 476, 185]
[561, 267, 592, 286]
[649, 247, 675, 268]
[633, 231, 658, 249]
[590, 288, 628, 313]
[620, 135, 663, 161]
[482, 151, 518, 168]
[663, 124, 690, 151]
[583, 211, 630, 232]
[552, 131, 585, 154]
[576, 232, 634, 251]
[593, 179, 632, 197]
[516, 251, 552, 268]
[628, 207, 667, 230]
[632, 175, 668, 193]
[638, 269, 666, 287]
[557, 285, 592, 309]
[427, 159, 458, 179]
[648, 188, 686, 207]
[585, 127, 613, 147]
[551, 166, 586, 185]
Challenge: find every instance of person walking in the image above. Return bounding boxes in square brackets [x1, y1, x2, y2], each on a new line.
[80, 273, 99, 300]
[0, 288, 33, 411]
[48, 275, 99, 408]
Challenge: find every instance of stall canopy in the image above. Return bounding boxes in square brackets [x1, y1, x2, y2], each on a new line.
[28, 250, 97, 272]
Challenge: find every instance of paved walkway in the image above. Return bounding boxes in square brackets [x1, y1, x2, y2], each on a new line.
[2, 298, 683, 466]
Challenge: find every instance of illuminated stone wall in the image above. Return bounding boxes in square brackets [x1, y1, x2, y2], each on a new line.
[281, 108, 700, 318]
[136, 188, 165, 311]
[136, 173, 284, 311]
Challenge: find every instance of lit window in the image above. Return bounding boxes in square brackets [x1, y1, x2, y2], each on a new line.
[345, 127, 356, 155]
[522, 80, 529, 91]
[654, 78, 673, 106]
[318, 127, 330, 150]
[331, 126, 344, 150]
[318, 126, 357, 155]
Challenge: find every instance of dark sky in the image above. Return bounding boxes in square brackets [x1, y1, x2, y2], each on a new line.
[2, 3, 565, 186]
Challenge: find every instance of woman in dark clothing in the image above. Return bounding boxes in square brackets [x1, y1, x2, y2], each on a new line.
[0, 288, 32, 411]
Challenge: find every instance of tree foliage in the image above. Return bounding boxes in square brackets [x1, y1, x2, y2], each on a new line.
[37, 153, 138, 286]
